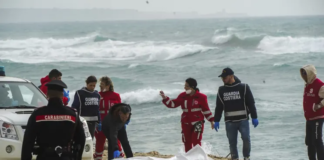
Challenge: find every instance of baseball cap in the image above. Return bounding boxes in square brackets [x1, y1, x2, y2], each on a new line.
[218, 67, 234, 78]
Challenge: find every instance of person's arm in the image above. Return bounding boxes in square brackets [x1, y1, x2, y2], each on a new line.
[73, 115, 86, 160]
[314, 86, 324, 111]
[21, 113, 37, 160]
[109, 126, 120, 152]
[214, 92, 224, 122]
[97, 93, 101, 122]
[161, 92, 183, 109]
[71, 91, 81, 114]
[245, 84, 257, 119]
[200, 95, 214, 122]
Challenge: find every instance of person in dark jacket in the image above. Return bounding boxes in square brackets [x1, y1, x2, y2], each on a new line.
[102, 103, 133, 160]
[21, 80, 85, 160]
[214, 68, 258, 160]
[72, 76, 100, 139]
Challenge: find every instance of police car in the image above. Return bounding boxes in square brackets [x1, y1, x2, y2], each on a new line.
[0, 76, 93, 160]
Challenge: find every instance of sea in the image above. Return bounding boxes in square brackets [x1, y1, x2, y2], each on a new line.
[1, 16, 324, 160]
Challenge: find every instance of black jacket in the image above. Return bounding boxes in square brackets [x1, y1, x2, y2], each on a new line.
[102, 104, 131, 151]
[21, 97, 85, 160]
[214, 76, 257, 122]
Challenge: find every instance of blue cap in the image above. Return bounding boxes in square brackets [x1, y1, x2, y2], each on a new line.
[218, 67, 234, 78]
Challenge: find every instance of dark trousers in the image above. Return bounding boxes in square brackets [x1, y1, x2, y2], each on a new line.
[306, 119, 324, 160]
[87, 121, 97, 140]
[107, 126, 133, 160]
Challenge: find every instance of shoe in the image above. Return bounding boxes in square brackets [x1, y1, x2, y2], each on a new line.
[244, 157, 250, 160]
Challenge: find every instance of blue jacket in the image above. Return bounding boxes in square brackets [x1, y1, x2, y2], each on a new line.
[72, 87, 101, 122]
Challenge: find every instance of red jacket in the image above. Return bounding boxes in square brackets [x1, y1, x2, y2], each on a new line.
[303, 78, 324, 120]
[39, 75, 68, 105]
[162, 91, 214, 124]
[99, 91, 121, 121]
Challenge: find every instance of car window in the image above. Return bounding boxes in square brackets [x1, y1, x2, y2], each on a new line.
[0, 82, 47, 108]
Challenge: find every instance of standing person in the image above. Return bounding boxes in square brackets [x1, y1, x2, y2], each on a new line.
[159, 78, 215, 152]
[214, 67, 258, 160]
[300, 65, 324, 160]
[94, 76, 125, 159]
[21, 80, 85, 160]
[39, 69, 70, 105]
[102, 103, 133, 160]
[71, 76, 101, 139]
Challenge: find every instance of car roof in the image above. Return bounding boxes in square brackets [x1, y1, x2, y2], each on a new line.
[0, 76, 29, 82]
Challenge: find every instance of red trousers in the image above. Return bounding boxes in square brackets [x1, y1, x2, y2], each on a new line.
[181, 122, 204, 152]
[94, 130, 123, 159]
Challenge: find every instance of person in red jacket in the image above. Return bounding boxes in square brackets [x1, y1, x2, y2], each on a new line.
[301, 65, 324, 160]
[160, 78, 214, 152]
[94, 76, 125, 159]
[39, 69, 69, 105]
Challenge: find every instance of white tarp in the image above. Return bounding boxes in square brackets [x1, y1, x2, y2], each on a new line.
[114, 145, 214, 160]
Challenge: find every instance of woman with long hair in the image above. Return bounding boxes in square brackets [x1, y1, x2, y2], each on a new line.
[93, 76, 126, 159]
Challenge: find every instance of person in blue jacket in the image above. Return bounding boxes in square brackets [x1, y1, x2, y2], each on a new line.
[214, 68, 258, 160]
[72, 75, 101, 139]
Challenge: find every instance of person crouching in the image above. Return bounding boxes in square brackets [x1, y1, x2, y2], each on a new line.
[102, 103, 133, 160]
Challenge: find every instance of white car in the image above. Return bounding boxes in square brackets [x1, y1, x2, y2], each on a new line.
[0, 76, 93, 160]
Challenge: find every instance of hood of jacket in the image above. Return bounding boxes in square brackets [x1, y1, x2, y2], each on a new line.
[40, 75, 50, 85]
[301, 65, 317, 84]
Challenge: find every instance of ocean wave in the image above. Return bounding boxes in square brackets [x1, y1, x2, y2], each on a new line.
[0, 33, 113, 49]
[257, 36, 324, 54]
[211, 34, 265, 47]
[0, 40, 214, 63]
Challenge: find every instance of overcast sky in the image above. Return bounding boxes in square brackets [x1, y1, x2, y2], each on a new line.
[1, 0, 324, 16]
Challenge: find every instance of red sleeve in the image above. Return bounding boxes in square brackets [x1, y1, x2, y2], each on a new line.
[63, 97, 68, 106]
[116, 93, 121, 103]
[200, 94, 214, 122]
[162, 93, 184, 109]
[40, 85, 48, 95]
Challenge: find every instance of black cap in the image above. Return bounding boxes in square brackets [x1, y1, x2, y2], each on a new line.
[218, 67, 234, 78]
[45, 80, 67, 92]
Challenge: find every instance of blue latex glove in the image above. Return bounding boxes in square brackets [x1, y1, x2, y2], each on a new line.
[214, 122, 219, 132]
[63, 89, 70, 103]
[97, 123, 102, 131]
[125, 120, 130, 125]
[113, 150, 120, 158]
[252, 118, 259, 128]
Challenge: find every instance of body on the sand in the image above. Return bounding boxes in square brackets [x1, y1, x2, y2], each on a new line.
[160, 77, 214, 152]
[214, 68, 258, 160]
[300, 65, 324, 160]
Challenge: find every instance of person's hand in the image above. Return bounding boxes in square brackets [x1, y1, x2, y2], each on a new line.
[97, 122, 102, 131]
[214, 122, 219, 132]
[160, 91, 166, 99]
[252, 118, 259, 128]
[113, 150, 120, 158]
[210, 121, 215, 129]
[313, 104, 323, 112]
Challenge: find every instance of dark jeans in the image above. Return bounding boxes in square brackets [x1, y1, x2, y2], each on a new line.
[225, 120, 250, 159]
[306, 119, 324, 160]
[87, 121, 97, 140]
[108, 126, 133, 160]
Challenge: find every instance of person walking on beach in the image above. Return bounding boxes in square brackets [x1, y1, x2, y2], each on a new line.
[102, 103, 133, 160]
[160, 78, 214, 152]
[300, 65, 324, 160]
[214, 68, 258, 160]
[94, 76, 125, 159]
[71, 76, 101, 139]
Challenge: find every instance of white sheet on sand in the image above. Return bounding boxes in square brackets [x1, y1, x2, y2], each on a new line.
[114, 145, 214, 160]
